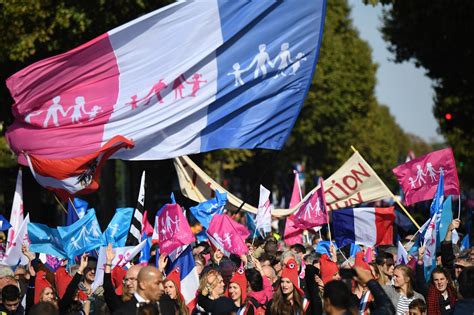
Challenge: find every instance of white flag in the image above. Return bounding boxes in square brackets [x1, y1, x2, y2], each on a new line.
[92, 240, 147, 292]
[255, 185, 272, 233]
[3, 214, 30, 266]
[396, 241, 409, 265]
[7, 169, 24, 250]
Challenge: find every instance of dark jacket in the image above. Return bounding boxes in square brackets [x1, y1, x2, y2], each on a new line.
[452, 298, 474, 314]
[193, 294, 238, 315]
[367, 280, 396, 315]
[103, 272, 123, 313]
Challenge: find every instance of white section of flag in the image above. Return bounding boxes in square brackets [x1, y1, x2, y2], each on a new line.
[354, 208, 376, 246]
[7, 169, 24, 250]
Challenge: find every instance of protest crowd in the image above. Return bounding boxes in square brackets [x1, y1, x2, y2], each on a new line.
[1, 1, 473, 315]
[0, 152, 473, 315]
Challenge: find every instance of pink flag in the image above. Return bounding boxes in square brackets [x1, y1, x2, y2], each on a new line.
[157, 204, 195, 256]
[393, 148, 459, 205]
[207, 214, 248, 257]
[284, 171, 303, 245]
[293, 178, 328, 229]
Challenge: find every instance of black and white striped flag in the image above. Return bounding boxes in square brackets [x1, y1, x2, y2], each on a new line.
[126, 171, 145, 246]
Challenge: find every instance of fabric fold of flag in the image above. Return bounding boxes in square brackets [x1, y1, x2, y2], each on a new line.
[28, 223, 67, 258]
[332, 207, 395, 248]
[24, 136, 134, 199]
[6, 0, 327, 182]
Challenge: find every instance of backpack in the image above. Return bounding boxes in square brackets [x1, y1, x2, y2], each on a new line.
[245, 296, 268, 315]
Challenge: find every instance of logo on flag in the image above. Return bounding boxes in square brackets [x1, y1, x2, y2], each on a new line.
[293, 178, 328, 229]
[393, 148, 459, 205]
[157, 204, 195, 256]
[207, 214, 248, 257]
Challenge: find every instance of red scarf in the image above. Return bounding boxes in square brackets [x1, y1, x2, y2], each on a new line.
[427, 284, 457, 315]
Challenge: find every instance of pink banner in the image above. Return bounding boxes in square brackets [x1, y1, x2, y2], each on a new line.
[157, 204, 195, 256]
[207, 214, 248, 257]
[393, 148, 459, 205]
[284, 171, 303, 245]
[293, 178, 328, 229]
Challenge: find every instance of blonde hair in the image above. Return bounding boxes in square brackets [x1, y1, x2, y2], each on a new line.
[395, 265, 415, 298]
[198, 270, 221, 297]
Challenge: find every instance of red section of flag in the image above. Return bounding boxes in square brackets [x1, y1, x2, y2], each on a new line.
[27, 135, 134, 199]
[374, 207, 395, 245]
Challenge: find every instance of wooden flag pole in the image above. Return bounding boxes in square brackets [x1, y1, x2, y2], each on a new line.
[458, 195, 461, 219]
[54, 195, 68, 214]
[350, 146, 421, 230]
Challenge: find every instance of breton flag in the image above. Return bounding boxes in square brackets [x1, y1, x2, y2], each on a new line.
[332, 207, 395, 247]
[393, 148, 459, 205]
[126, 171, 146, 246]
[6, 1, 327, 193]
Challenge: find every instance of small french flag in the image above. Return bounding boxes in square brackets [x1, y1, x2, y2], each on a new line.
[332, 207, 395, 247]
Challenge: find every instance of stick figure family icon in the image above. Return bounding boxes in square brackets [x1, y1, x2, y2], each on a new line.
[409, 162, 445, 189]
[25, 96, 103, 127]
[125, 73, 207, 111]
[228, 43, 307, 87]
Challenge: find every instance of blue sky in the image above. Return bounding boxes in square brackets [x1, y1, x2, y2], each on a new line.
[348, 0, 443, 143]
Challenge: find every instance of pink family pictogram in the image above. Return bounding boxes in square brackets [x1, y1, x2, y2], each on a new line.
[125, 73, 207, 110]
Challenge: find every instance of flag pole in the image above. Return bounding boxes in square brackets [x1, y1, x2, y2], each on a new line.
[458, 194, 461, 219]
[350, 146, 421, 230]
[53, 195, 68, 214]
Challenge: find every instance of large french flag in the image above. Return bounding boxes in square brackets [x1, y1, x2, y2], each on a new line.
[166, 245, 200, 309]
[332, 207, 395, 247]
[6, 1, 326, 195]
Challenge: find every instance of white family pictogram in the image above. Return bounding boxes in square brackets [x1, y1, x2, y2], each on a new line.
[408, 162, 446, 189]
[70, 220, 102, 250]
[228, 42, 307, 86]
[25, 95, 103, 127]
[213, 232, 233, 248]
[159, 211, 181, 239]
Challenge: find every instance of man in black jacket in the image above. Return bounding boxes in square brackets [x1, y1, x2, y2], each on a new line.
[113, 265, 177, 315]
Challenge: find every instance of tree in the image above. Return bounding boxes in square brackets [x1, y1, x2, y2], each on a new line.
[379, 0, 474, 186]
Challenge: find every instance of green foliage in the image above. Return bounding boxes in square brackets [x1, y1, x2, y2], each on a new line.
[0, 136, 16, 168]
[380, 0, 474, 186]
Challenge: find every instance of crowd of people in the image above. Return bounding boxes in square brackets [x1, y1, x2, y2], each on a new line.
[0, 218, 472, 315]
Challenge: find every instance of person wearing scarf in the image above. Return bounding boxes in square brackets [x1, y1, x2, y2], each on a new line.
[427, 267, 457, 315]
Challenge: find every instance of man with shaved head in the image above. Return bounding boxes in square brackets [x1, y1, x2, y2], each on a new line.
[114, 265, 176, 314]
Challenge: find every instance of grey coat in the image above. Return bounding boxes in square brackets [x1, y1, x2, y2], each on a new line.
[383, 285, 425, 313]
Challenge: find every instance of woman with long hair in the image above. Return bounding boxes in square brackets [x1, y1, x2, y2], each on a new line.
[193, 269, 238, 314]
[383, 265, 425, 315]
[268, 259, 308, 315]
[427, 266, 457, 315]
[163, 270, 190, 315]
[39, 287, 58, 307]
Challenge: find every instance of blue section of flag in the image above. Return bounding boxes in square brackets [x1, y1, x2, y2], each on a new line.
[58, 209, 106, 259]
[170, 192, 176, 204]
[315, 240, 338, 256]
[460, 234, 470, 251]
[332, 208, 356, 248]
[104, 208, 133, 247]
[438, 196, 453, 247]
[350, 243, 362, 257]
[189, 190, 227, 229]
[0, 215, 12, 231]
[196, 229, 208, 243]
[139, 233, 150, 265]
[246, 212, 257, 237]
[166, 245, 195, 279]
[395, 207, 415, 232]
[201, 1, 327, 151]
[66, 198, 88, 225]
[28, 223, 67, 258]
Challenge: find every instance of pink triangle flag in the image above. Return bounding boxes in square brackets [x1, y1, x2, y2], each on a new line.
[293, 178, 328, 229]
[157, 204, 195, 256]
[207, 214, 248, 257]
[284, 171, 303, 245]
